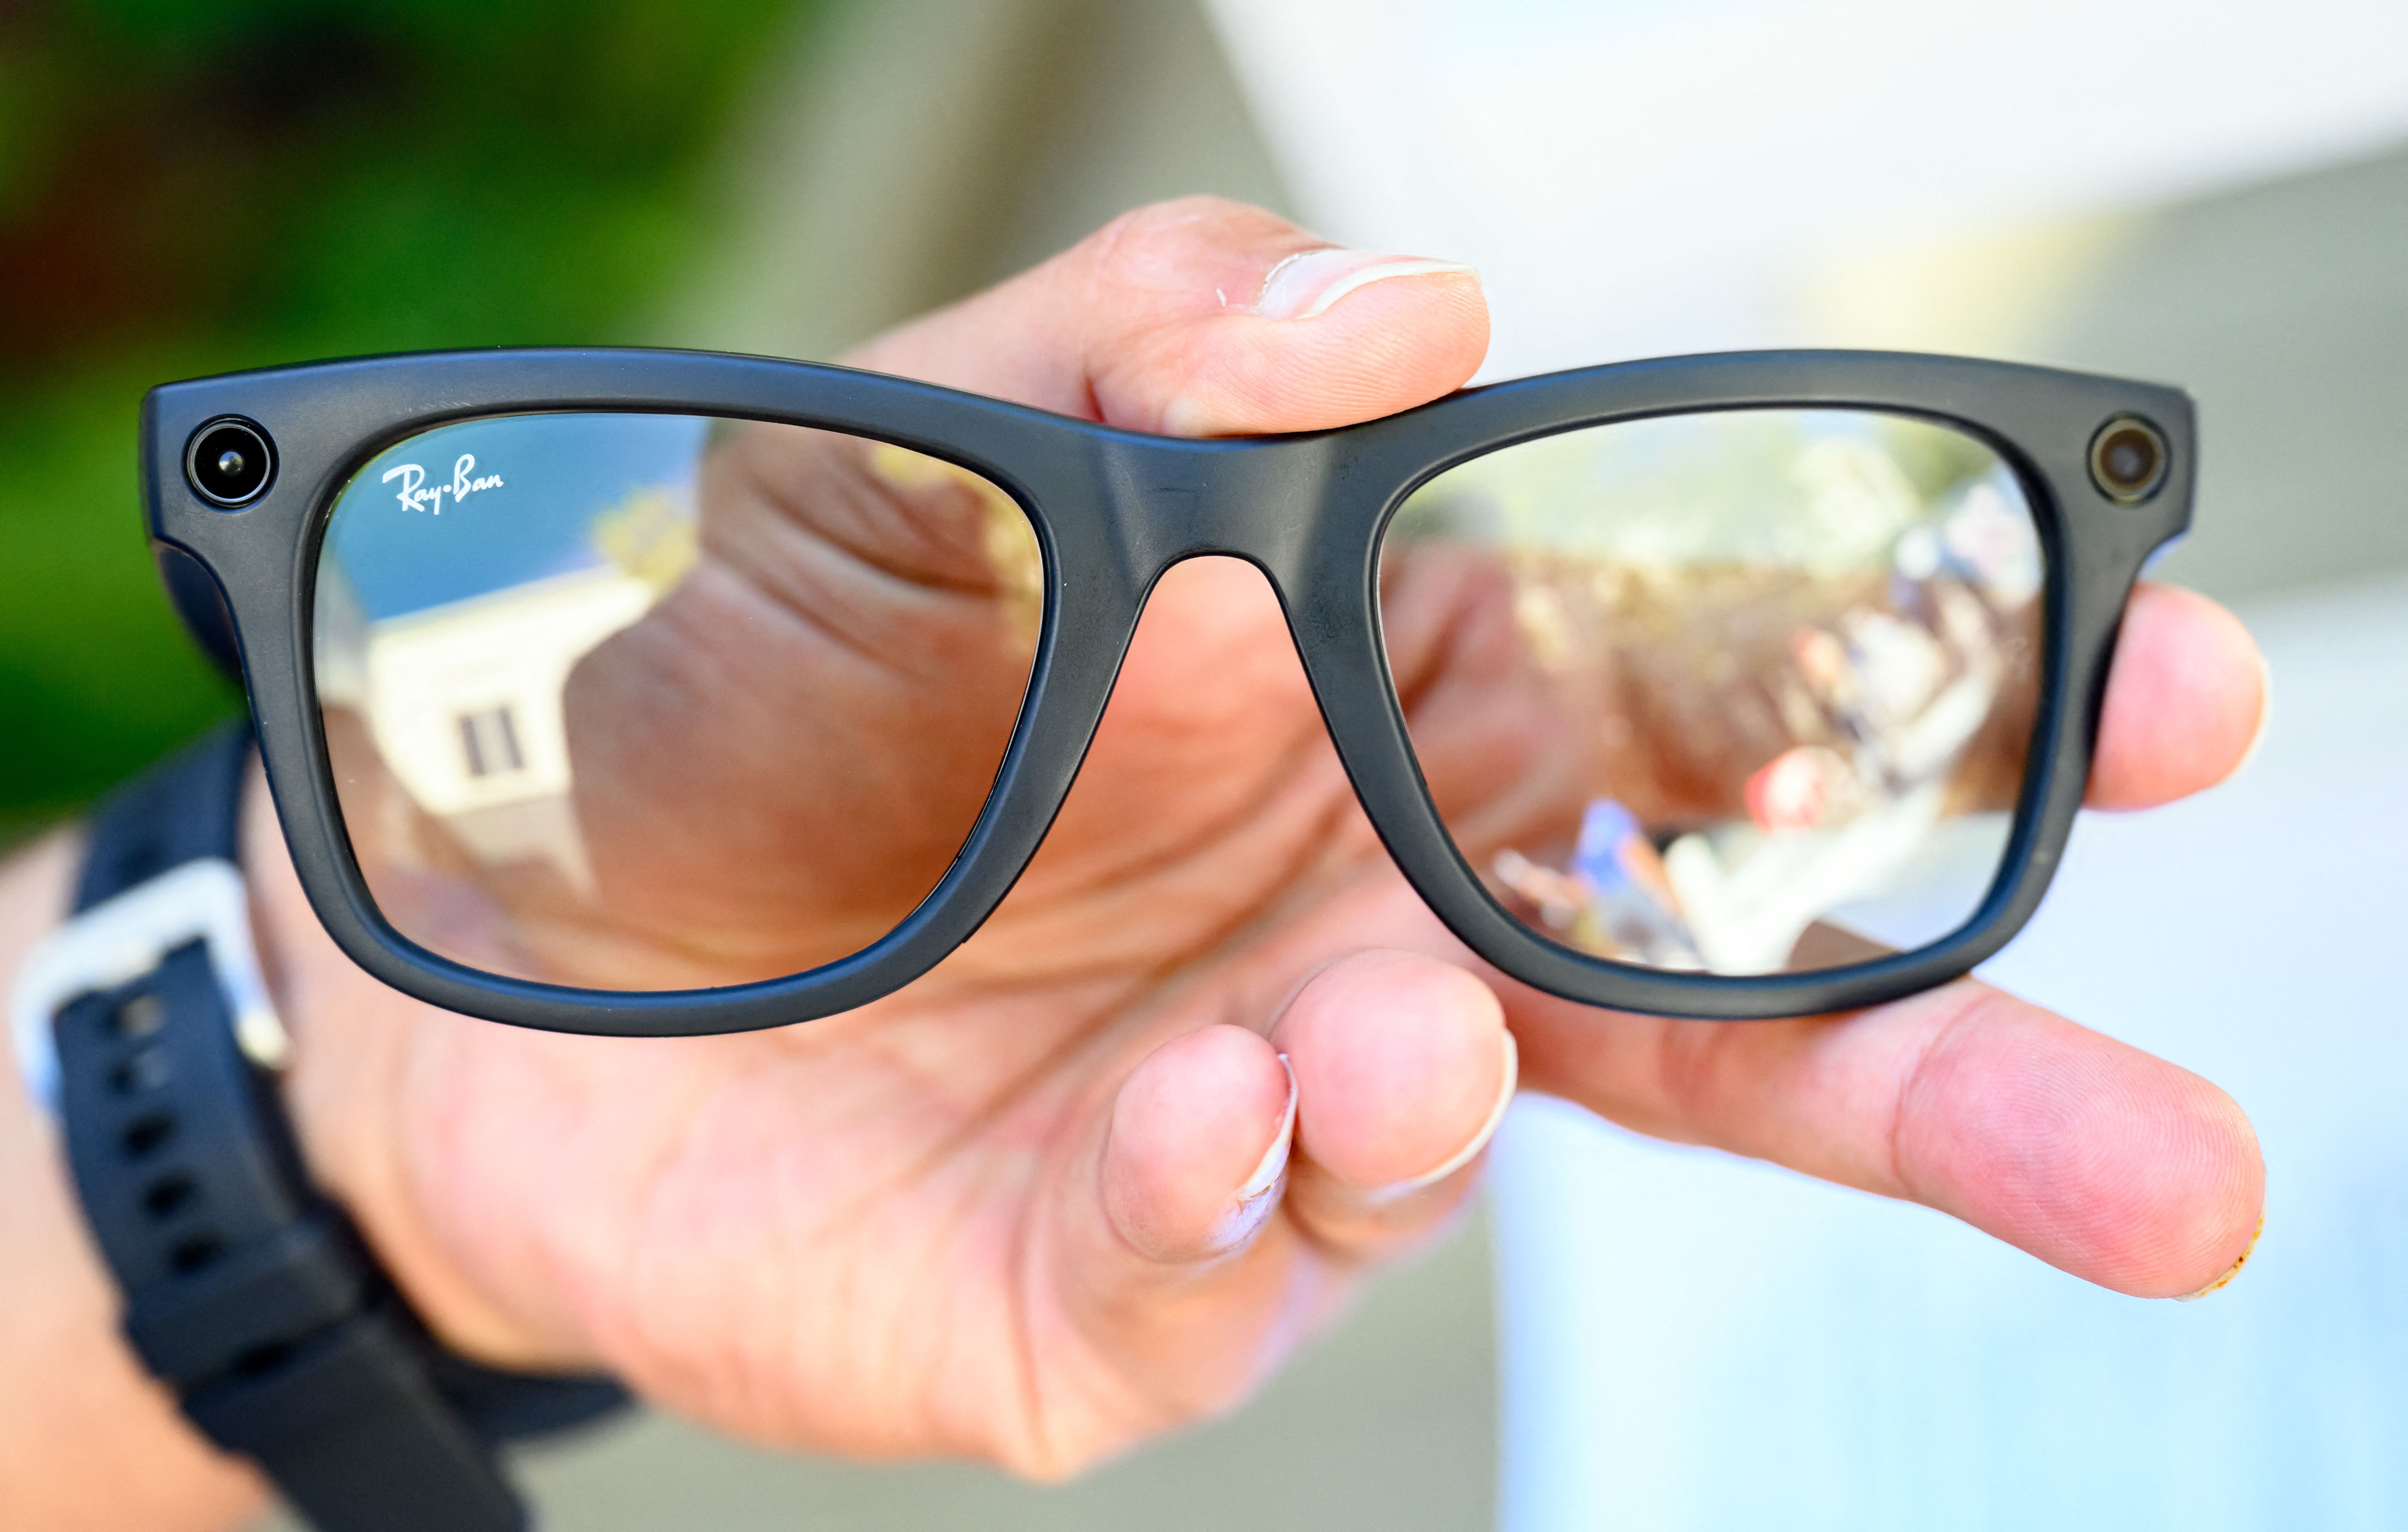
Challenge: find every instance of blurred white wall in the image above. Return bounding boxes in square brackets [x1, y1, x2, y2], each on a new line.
[1492, 569, 2408, 1530]
[1205, 0, 2408, 372]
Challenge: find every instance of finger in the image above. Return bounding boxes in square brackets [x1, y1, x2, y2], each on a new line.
[1046, 1023, 1307, 1436]
[1273, 950, 1517, 1258]
[1096, 1024, 1298, 1265]
[846, 195, 1489, 435]
[2088, 582, 2267, 810]
[1507, 977, 2264, 1297]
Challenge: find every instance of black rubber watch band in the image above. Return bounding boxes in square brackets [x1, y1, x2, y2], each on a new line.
[42, 721, 627, 1532]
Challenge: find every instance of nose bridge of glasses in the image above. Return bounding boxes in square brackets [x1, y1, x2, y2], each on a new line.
[1092, 432, 1339, 591]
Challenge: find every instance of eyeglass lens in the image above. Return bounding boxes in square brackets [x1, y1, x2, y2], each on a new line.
[313, 413, 1043, 991]
[1377, 408, 2046, 976]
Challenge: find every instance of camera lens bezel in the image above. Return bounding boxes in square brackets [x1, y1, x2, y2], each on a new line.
[2087, 415, 2169, 505]
[184, 417, 278, 508]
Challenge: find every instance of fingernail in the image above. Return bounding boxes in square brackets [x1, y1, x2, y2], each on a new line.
[1367, 1028, 1519, 1207]
[1252, 248, 1478, 321]
[1213, 1053, 1299, 1250]
[2175, 1214, 2263, 1301]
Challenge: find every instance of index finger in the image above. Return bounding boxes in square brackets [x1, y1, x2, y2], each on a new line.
[1506, 974, 2264, 1297]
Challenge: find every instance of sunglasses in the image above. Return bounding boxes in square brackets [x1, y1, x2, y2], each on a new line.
[143, 348, 2189, 1035]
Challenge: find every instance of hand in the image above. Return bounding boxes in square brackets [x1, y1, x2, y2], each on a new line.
[257, 199, 2264, 1485]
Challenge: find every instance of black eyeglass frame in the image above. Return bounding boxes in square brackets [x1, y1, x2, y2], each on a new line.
[140, 347, 2191, 1037]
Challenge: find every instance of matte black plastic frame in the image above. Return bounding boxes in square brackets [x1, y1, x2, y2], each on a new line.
[140, 348, 2192, 1036]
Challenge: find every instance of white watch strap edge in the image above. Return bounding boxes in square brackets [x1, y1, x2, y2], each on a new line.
[9, 857, 289, 1116]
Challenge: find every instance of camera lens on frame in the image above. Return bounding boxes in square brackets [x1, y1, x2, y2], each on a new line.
[2088, 415, 2168, 504]
[185, 418, 276, 507]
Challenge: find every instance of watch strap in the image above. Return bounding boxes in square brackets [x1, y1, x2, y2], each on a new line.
[44, 721, 626, 1532]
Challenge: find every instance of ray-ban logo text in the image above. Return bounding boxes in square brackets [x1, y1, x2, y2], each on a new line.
[384, 454, 504, 515]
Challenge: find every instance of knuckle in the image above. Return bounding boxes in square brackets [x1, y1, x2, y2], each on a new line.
[1070, 195, 1305, 287]
[1091, 193, 1262, 245]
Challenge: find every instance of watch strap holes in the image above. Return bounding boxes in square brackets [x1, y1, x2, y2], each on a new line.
[121, 1111, 176, 1158]
[232, 1340, 296, 1378]
[114, 993, 167, 1038]
[168, 1231, 223, 1274]
[142, 1173, 200, 1220]
[108, 1049, 173, 1095]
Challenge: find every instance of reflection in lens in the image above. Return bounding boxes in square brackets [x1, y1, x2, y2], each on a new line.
[315, 414, 1043, 991]
[1378, 409, 2044, 977]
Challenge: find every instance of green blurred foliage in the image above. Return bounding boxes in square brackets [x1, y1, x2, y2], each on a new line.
[0, 0, 805, 833]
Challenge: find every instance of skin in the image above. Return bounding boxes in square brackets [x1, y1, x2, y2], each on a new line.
[0, 198, 2267, 1529]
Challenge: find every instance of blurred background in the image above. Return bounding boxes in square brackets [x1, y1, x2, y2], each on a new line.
[0, 0, 800, 834]
[5, 1, 2405, 1528]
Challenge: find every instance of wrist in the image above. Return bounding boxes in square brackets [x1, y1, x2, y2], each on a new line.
[0, 832, 267, 1531]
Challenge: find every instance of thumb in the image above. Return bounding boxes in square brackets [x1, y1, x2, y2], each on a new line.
[846, 195, 1490, 435]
